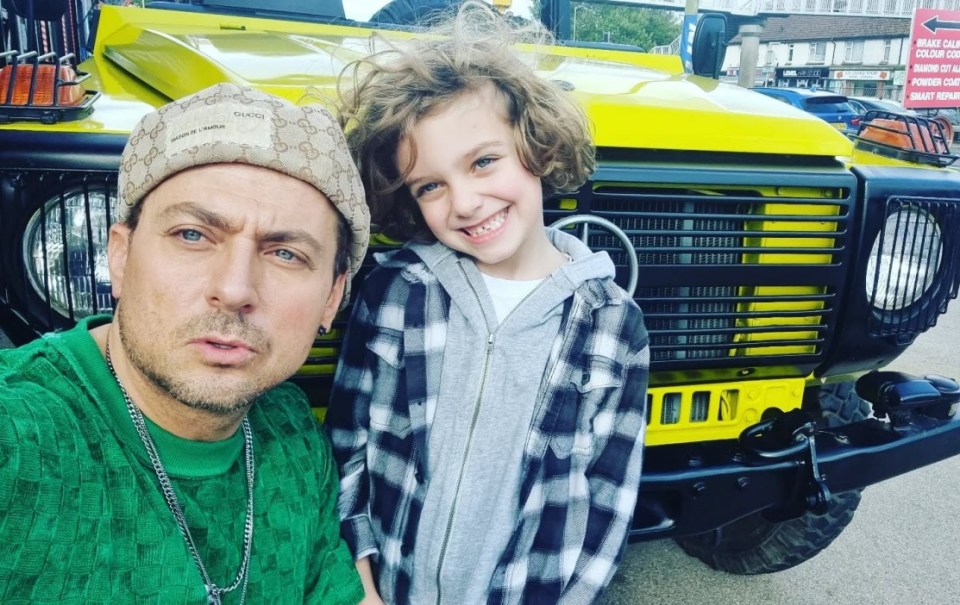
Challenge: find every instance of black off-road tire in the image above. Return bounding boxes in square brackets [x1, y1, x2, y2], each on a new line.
[816, 381, 872, 429]
[675, 382, 870, 575]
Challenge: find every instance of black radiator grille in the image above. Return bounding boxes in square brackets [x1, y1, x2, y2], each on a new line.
[545, 166, 856, 371]
[638, 286, 739, 362]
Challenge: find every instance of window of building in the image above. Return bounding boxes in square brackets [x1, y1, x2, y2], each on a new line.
[881, 39, 892, 64]
[765, 44, 777, 66]
[787, 43, 796, 64]
[844, 40, 864, 63]
[809, 42, 826, 63]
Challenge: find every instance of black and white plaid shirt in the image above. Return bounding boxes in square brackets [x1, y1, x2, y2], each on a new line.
[327, 246, 649, 604]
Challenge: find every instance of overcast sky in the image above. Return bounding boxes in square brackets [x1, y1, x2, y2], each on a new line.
[345, 0, 535, 21]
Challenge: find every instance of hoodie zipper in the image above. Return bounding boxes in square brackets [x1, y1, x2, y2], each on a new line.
[434, 262, 548, 605]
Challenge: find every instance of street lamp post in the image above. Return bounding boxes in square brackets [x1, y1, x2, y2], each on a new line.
[573, 4, 587, 42]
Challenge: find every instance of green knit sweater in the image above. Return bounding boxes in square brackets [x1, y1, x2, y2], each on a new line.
[0, 317, 363, 604]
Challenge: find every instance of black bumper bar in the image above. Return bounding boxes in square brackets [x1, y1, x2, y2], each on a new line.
[630, 372, 960, 541]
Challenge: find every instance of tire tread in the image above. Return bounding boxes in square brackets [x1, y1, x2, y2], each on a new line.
[675, 382, 869, 575]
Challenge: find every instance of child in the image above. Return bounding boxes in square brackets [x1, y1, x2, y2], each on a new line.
[326, 3, 649, 603]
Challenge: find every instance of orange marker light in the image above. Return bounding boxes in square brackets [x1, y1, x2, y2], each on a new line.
[860, 117, 950, 155]
[0, 64, 85, 106]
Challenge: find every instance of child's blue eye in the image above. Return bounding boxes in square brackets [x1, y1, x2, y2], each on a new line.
[416, 182, 439, 197]
[475, 157, 494, 168]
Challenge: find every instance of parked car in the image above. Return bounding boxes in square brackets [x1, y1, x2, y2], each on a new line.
[916, 108, 960, 143]
[752, 87, 861, 134]
[848, 96, 916, 116]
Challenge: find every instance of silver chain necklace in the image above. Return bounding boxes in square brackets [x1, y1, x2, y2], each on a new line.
[106, 342, 255, 605]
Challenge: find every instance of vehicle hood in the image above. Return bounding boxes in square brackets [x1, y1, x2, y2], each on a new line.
[28, 6, 855, 157]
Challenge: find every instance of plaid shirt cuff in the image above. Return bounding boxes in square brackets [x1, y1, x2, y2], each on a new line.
[342, 515, 378, 561]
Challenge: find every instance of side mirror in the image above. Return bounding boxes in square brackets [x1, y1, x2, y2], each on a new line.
[691, 13, 727, 79]
[538, 0, 571, 41]
[8, 0, 70, 21]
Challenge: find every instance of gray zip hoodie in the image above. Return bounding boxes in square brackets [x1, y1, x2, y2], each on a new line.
[407, 228, 616, 604]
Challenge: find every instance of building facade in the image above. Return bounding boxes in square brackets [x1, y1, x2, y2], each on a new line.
[723, 15, 911, 101]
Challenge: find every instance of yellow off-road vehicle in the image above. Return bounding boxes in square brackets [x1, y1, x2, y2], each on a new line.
[2, 0, 959, 576]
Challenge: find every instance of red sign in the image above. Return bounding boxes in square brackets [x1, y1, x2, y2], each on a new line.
[903, 8, 960, 109]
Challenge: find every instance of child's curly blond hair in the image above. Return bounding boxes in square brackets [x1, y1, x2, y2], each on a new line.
[337, 0, 596, 241]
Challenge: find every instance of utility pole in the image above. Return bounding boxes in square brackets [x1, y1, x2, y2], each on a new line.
[680, 0, 699, 72]
[737, 22, 763, 88]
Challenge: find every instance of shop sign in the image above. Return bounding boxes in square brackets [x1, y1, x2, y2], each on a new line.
[776, 67, 829, 78]
[833, 70, 891, 80]
[904, 8, 960, 108]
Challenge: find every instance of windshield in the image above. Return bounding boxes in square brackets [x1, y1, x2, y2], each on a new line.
[135, 1, 677, 48]
[349, 1, 678, 49]
[89, 1, 684, 51]
[348, 0, 536, 22]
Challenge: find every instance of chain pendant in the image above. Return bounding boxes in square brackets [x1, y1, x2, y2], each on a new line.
[106, 341, 253, 605]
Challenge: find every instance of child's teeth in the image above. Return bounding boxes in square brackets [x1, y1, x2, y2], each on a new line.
[467, 210, 505, 236]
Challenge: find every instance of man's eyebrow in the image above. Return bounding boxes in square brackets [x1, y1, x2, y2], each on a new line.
[159, 201, 325, 255]
[159, 201, 237, 232]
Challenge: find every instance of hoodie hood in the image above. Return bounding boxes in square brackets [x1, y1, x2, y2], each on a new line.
[383, 228, 617, 333]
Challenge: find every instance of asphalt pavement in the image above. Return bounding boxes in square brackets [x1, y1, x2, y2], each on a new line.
[605, 302, 960, 605]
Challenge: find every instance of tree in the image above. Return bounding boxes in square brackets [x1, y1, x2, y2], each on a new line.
[571, 3, 679, 50]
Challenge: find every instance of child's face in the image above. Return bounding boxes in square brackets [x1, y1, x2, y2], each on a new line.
[397, 84, 557, 279]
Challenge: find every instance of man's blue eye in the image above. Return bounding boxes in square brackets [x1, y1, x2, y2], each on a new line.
[181, 229, 202, 242]
[276, 249, 297, 261]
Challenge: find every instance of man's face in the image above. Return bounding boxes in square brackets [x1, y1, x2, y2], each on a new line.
[108, 163, 345, 414]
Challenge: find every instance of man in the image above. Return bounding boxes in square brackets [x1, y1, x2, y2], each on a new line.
[0, 83, 369, 604]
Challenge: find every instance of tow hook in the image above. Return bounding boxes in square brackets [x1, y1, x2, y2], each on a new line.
[856, 372, 960, 426]
[739, 409, 832, 516]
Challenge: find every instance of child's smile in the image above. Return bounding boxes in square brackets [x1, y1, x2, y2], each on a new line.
[462, 207, 509, 241]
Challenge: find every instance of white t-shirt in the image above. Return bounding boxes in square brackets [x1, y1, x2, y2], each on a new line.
[479, 273, 544, 324]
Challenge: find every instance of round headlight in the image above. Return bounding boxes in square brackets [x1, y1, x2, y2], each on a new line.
[865, 207, 942, 311]
[23, 187, 118, 319]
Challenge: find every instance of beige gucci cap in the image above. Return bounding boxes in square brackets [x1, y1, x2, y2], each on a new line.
[117, 83, 369, 305]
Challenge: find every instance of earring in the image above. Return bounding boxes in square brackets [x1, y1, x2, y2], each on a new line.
[318, 326, 328, 336]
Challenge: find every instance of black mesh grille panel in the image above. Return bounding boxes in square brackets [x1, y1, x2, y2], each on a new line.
[545, 165, 856, 371]
[637, 286, 739, 362]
